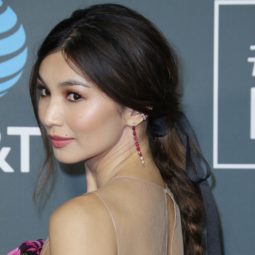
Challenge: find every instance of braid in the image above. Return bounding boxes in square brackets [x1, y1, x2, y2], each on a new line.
[147, 125, 205, 255]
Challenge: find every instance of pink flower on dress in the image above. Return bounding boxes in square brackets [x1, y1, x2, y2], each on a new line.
[7, 239, 44, 255]
[6, 247, 21, 255]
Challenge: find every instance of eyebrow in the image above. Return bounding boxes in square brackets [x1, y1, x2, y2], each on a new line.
[37, 75, 91, 88]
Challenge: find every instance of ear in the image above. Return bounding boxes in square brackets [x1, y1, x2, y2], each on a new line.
[123, 107, 147, 127]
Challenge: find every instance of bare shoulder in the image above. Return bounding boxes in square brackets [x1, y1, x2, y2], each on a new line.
[48, 192, 117, 255]
[50, 192, 101, 222]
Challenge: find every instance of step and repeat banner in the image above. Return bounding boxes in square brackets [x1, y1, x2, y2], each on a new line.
[0, 0, 254, 254]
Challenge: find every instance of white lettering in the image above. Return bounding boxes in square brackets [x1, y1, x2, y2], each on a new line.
[7, 127, 41, 173]
[248, 45, 255, 140]
[247, 57, 255, 77]
[0, 147, 14, 172]
[248, 45, 255, 76]
[251, 88, 255, 139]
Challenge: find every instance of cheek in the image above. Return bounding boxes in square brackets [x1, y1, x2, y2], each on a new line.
[68, 100, 123, 140]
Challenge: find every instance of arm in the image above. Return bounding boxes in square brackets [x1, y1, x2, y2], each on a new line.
[48, 194, 117, 255]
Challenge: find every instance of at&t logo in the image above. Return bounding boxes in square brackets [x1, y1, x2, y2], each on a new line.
[0, 0, 28, 97]
[0, 127, 40, 173]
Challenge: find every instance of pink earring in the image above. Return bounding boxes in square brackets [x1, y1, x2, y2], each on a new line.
[132, 126, 145, 165]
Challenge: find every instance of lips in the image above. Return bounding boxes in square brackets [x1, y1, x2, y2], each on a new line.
[49, 135, 74, 148]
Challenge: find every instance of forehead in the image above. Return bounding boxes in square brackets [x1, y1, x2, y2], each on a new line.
[38, 51, 104, 94]
[37, 51, 124, 111]
[39, 51, 84, 81]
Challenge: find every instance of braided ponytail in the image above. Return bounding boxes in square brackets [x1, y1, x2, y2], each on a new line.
[147, 115, 205, 255]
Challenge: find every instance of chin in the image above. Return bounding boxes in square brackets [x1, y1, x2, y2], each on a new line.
[53, 152, 85, 164]
[57, 158, 81, 164]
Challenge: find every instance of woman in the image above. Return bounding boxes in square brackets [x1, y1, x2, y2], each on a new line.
[8, 3, 220, 255]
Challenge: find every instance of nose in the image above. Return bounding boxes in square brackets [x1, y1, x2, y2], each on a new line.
[40, 98, 63, 129]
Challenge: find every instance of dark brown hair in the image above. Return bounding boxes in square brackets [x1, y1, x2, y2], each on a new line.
[30, 4, 204, 254]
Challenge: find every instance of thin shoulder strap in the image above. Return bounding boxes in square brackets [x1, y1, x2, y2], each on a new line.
[93, 191, 120, 254]
[40, 239, 49, 255]
[164, 186, 178, 255]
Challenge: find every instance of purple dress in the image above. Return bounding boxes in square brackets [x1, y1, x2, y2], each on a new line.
[7, 239, 44, 255]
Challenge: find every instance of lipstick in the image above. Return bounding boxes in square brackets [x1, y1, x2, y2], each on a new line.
[49, 135, 74, 149]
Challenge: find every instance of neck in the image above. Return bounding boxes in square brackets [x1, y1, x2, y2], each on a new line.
[84, 125, 155, 189]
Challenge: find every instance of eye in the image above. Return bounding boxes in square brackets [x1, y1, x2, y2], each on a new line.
[41, 88, 48, 97]
[36, 84, 49, 97]
[67, 92, 82, 102]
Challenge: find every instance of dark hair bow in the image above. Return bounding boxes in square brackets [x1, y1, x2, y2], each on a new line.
[148, 116, 168, 137]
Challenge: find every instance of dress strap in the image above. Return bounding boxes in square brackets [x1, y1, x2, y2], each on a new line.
[93, 191, 120, 254]
[163, 186, 177, 255]
[40, 238, 49, 255]
[100, 175, 182, 255]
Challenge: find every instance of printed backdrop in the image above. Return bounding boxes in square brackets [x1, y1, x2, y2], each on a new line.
[0, 0, 254, 254]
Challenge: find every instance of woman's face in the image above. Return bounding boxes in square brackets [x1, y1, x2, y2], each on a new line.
[37, 51, 126, 163]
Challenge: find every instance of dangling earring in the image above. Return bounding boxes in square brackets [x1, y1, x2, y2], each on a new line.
[132, 125, 145, 165]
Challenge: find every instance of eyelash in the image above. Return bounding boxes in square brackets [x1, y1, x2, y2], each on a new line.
[67, 92, 82, 102]
[36, 84, 82, 102]
[36, 84, 49, 97]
